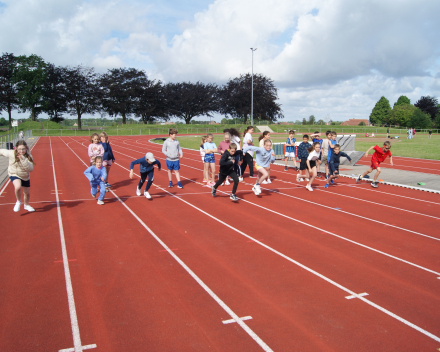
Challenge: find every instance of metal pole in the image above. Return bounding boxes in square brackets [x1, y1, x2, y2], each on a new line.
[250, 47, 257, 126]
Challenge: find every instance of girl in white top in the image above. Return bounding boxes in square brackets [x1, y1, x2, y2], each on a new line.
[306, 142, 321, 192]
[200, 136, 208, 182]
[258, 131, 272, 183]
[241, 126, 255, 178]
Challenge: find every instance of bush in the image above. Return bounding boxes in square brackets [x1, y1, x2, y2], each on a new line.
[409, 108, 432, 129]
[358, 121, 366, 126]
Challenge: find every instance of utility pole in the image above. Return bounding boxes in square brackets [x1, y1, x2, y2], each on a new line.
[250, 47, 257, 126]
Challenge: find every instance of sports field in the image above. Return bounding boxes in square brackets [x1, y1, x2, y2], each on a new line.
[1, 135, 440, 351]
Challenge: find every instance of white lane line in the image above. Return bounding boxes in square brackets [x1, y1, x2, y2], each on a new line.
[50, 138, 95, 352]
[345, 293, 369, 300]
[61, 137, 274, 352]
[223, 316, 253, 324]
[59, 344, 97, 352]
[67, 137, 440, 345]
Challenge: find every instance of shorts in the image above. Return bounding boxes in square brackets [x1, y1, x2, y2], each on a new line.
[285, 152, 296, 158]
[204, 154, 215, 163]
[329, 163, 339, 175]
[371, 160, 380, 170]
[102, 160, 112, 167]
[166, 160, 180, 171]
[321, 154, 328, 165]
[255, 164, 269, 171]
[300, 158, 308, 170]
[308, 160, 316, 169]
[10, 176, 30, 187]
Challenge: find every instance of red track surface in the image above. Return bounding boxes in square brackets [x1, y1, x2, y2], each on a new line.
[0, 136, 439, 351]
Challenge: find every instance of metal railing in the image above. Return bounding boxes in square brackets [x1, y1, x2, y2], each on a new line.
[0, 130, 33, 149]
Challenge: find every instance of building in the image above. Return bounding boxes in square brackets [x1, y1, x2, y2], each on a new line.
[341, 119, 370, 126]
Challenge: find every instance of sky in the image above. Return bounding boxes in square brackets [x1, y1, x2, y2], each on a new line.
[1, 0, 440, 123]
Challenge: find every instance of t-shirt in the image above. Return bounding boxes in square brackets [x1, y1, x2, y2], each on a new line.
[372, 145, 392, 163]
[243, 133, 253, 156]
[312, 138, 323, 145]
[203, 142, 216, 155]
[286, 137, 296, 153]
[307, 150, 321, 161]
[327, 139, 337, 161]
[218, 141, 231, 154]
[321, 139, 330, 155]
[230, 135, 241, 150]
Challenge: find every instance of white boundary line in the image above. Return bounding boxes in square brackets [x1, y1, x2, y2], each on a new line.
[65, 136, 440, 345]
[49, 137, 96, 352]
[61, 137, 273, 352]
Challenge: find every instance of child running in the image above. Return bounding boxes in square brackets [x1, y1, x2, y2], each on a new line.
[320, 131, 332, 179]
[284, 130, 298, 171]
[258, 131, 272, 184]
[296, 135, 311, 182]
[305, 142, 321, 191]
[241, 126, 255, 178]
[88, 133, 104, 166]
[356, 141, 393, 188]
[84, 156, 107, 205]
[325, 144, 352, 188]
[311, 131, 323, 177]
[243, 139, 275, 195]
[162, 128, 183, 189]
[203, 133, 218, 186]
[0, 140, 35, 212]
[229, 128, 243, 181]
[129, 152, 161, 199]
[218, 132, 232, 185]
[211, 143, 242, 201]
[99, 131, 115, 189]
[200, 136, 208, 182]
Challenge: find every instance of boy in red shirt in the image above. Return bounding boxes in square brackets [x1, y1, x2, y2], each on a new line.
[356, 141, 393, 188]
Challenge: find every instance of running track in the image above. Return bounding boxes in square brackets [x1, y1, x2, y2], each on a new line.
[0, 136, 439, 351]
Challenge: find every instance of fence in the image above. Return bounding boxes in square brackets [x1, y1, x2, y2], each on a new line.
[0, 130, 33, 149]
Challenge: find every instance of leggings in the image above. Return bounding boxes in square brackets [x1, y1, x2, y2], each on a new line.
[139, 170, 154, 192]
[234, 154, 242, 177]
[214, 171, 239, 194]
[241, 153, 254, 176]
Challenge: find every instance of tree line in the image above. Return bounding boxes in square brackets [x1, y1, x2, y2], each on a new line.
[0, 53, 283, 129]
[369, 95, 440, 129]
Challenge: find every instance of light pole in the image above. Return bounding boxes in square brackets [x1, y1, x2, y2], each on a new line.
[250, 47, 257, 126]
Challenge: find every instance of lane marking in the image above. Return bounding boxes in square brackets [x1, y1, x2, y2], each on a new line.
[223, 316, 253, 324]
[50, 137, 95, 352]
[159, 249, 178, 252]
[345, 293, 369, 300]
[59, 344, 97, 352]
[54, 259, 77, 263]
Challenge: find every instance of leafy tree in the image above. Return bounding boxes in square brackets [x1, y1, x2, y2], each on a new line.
[100, 68, 147, 124]
[390, 104, 416, 127]
[409, 108, 432, 129]
[294, 120, 302, 124]
[393, 95, 411, 107]
[0, 53, 18, 128]
[135, 79, 169, 123]
[166, 81, 219, 124]
[316, 119, 325, 125]
[414, 96, 439, 120]
[369, 96, 391, 125]
[308, 115, 316, 124]
[64, 65, 102, 130]
[14, 54, 47, 121]
[43, 63, 67, 122]
[434, 112, 440, 128]
[358, 121, 366, 126]
[302, 118, 307, 125]
[220, 73, 283, 123]
[0, 117, 7, 126]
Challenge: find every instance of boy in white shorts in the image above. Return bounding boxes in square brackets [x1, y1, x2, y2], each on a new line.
[284, 130, 298, 171]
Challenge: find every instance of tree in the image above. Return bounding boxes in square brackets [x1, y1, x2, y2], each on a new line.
[316, 119, 325, 125]
[0, 53, 18, 128]
[390, 104, 416, 127]
[14, 54, 47, 121]
[414, 96, 439, 120]
[394, 95, 411, 107]
[369, 96, 391, 125]
[100, 68, 147, 124]
[135, 79, 169, 123]
[64, 65, 102, 130]
[308, 115, 316, 124]
[302, 118, 307, 125]
[358, 121, 366, 126]
[219, 73, 283, 123]
[409, 108, 432, 129]
[166, 81, 219, 124]
[43, 63, 67, 122]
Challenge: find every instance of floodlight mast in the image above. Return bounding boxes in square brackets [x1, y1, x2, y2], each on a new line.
[250, 48, 257, 126]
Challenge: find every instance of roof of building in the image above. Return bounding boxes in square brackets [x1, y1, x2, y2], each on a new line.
[340, 119, 369, 126]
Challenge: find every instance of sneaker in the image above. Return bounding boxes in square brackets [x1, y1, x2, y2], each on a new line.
[324, 184, 329, 189]
[296, 176, 302, 182]
[266, 179, 272, 184]
[238, 177, 243, 182]
[249, 175, 256, 178]
[224, 179, 230, 186]
[105, 183, 112, 188]
[177, 182, 183, 189]
[24, 204, 35, 212]
[136, 187, 141, 196]
[330, 179, 334, 184]
[211, 187, 216, 197]
[252, 186, 259, 195]
[325, 175, 329, 180]
[168, 181, 173, 188]
[97, 200, 104, 205]
[144, 191, 151, 199]
[92, 192, 97, 198]
[13, 201, 21, 212]
[306, 185, 313, 191]
[256, 184, 262, 194]
[262, 180, 269, 184]
[284, 167, 288, 171]
[230, 194, 238, 201]
[304, 178, 310, 182]
[371, 182, 379, 188]
[356, 175, 362, 183]
[203, 178, 208, 183]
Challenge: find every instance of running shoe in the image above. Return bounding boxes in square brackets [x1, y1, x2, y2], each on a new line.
[330, 179, 334, 184]
[252, 185, 259, 195]
[371, 182, 379, 188]
[249, 175, 257, 178]
[203, 179, 208, 183]
[325, 175, 329, 180]
[144, 191, 151, 199]
[266, 179, 272, 184]
[238, 177, 243, 182]
[284, 167, 288, 171]
[207, 181, 215, 187]
[177, 181, 184, 189]
[136, 187, 141, 196]
[224, 179, 230, 185]
[24, 204, 35, 212]
[97, 200, 104, 205]
[92, 191, 97, 198]
[262, 180, 269, 184]
[168, 181, 173, 188]
[306, 185, 313, 191]
[356, 175, 362, 183]
[256, 184, 262, 194]
[230, 194, 238, 201]
[296, 176, 303, 182]
[324, 184, 329, 189]
[304, 178, 310, 182]
[13, 201, 21, 212]
[105, 183, 112, 188]
[211, 187, 216, 197]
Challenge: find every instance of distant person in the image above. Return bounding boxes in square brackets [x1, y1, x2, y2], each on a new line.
[321, 131, 332, 179]
[129, 152, 161, 199]
[218, 132, 232, 185]
[284, 130, 298, 171]
[19, 130, 24, 140]
[305, 142, 321, 192]
[99, 131, 115, 189]
[88, 133, 104, 166]
[356, 141, 393, 188]
[162, 128, 183, 189]
[428, 129, 432, 138]
[84, 156, 107, 205]
[258, 131, 272, 183]
[387, 128, 390, 138]
[325, 144, 352, 188]
[199, 136, 208, 181]
[243, 140, 275, 195]
[296, 135, 312, 182]
[229, 128, 243, 181]
[203, 133, 218, 187]
[241, 126, 255, 178]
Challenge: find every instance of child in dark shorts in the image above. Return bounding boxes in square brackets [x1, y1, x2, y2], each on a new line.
[325, 144, 352, 188]
[296, 135, 311, 182]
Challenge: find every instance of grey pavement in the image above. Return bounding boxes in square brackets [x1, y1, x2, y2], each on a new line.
[0, 136, 40, 187]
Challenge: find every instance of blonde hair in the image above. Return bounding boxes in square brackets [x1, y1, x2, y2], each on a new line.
[100, 131, 108, 142]
[90, 133, 100, 143]
[201, 135, 207, 144]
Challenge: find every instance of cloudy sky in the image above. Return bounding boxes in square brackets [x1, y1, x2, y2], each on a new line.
[1, 0, 440, 122]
